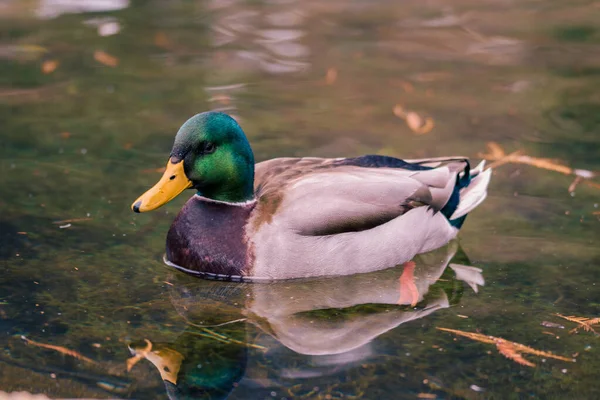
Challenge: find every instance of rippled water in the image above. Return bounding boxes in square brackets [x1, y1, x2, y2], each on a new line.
[1, 0, 599, 399]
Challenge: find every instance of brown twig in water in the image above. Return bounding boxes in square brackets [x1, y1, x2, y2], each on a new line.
[554, 314, 600, 335]
[21, 336, 98, 365]
[437, 327, 574, 367]
[495, 341, 536, 367]
[479, 142, 598, 192]
[568, 176, 584, 193]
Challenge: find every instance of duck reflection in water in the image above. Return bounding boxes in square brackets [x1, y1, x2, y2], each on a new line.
[128, 242, 483, 399]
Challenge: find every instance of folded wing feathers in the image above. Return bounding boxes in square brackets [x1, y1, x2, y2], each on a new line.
[261, 157, 490, 232]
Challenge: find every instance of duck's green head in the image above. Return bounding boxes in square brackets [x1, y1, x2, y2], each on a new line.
[132, 112, 255, 212]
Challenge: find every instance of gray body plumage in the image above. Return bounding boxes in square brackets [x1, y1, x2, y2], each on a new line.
[243, 156, 491, 280]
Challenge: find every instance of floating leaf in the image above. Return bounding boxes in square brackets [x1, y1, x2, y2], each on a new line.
[394, 105, 434, 134]
[326, 67, 337, 85]
[41, 60, 59, 74]
[393, 104, 407, 118]
[94, 50, 119, 67]
[406, 111, 434, 134]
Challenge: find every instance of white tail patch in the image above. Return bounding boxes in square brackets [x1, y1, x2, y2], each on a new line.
[450, 167, 492, 220]
[471, 160, 486, 174]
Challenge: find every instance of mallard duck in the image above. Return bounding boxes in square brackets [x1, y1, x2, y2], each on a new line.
[132, 111, 491, 281]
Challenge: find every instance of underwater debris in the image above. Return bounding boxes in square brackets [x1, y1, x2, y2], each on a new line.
[554, 314, 600, 335]
[437, 327, 574, 367]
[20, 336, 98, 365]
[541, 321, 565, 329]
[479, 142, 598, 192]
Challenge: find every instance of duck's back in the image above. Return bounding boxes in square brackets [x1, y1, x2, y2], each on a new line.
[246, 155, 490, 280]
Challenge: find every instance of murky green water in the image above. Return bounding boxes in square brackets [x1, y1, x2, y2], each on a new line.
[1, 1, 599, 399]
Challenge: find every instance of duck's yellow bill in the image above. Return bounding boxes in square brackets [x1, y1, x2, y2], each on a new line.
[131, 159, 192, 213]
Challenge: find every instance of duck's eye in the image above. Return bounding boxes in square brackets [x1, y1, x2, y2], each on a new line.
[202, 142, 216, 155]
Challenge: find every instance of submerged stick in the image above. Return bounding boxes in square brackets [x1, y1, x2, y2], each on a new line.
[554, 314, 600, 335]
[20, 336, 98, 365]
[479, 142, 598, 192]
[437, 327, 574, 367]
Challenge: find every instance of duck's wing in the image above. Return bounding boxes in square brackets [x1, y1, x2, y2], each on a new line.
[253, 155, 468, 236]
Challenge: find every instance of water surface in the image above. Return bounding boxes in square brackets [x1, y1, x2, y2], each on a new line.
[1, 0, 599, 399]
